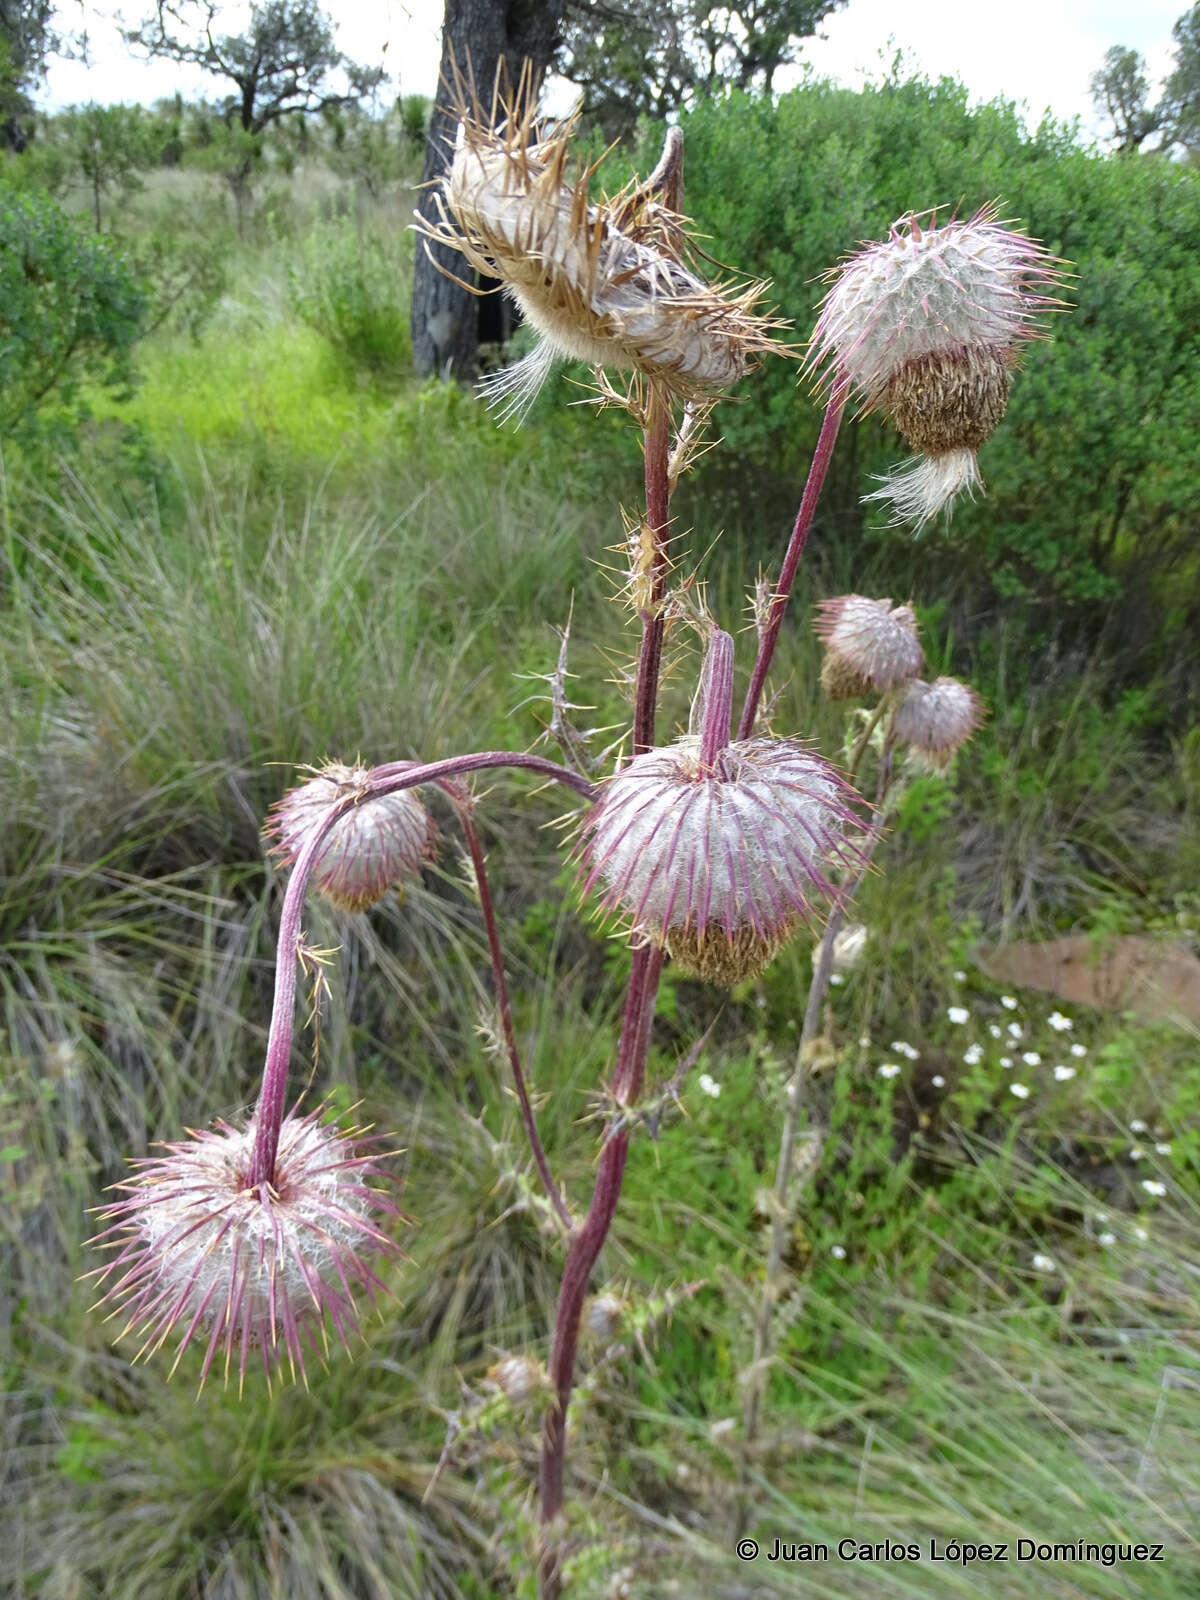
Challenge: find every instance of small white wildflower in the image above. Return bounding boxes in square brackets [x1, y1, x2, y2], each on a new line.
[830, 1244, 847, 1260]
[1130, 1119, 1147, 1133]
[1007, 1021, 1022, 1038]
[963, 1044, 984, 1065]
[1069, 1042, 1087, 1057]
[1047, 1011, 1072, 1031]
[1000, 995, 1018, 1010]
[931, 1074, 946, 1087]
[1098, 1232, 1116, 1246]
[1134, 1226, 1148, 1241]
[1009, 1082, 1030, 1099]
[1141, 1180, 1167, 1197]
[1130, 1146, 1145, 1160]
[1021, 1051, 1041, 1066]
[697, 1073, 721, 1099]
[988, 1023, 1002, 1038]
[953, 970, 967, 981]
[1031, 1253, 1057, 1273]
[830, 973, 844, 985]
[1053, 1065, 1076, 1081]
[1155, 1142, 1172, 1156]
[947, 1005, 969, 1024]
[877, 1062, 901, 1079]
[890, 1041, 919, 1059]
[858, 1034, 872, 1047]
[999, 1055, 1013, 1068]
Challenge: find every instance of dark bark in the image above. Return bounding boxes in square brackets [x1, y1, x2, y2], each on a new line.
[410, 0, 564, 381]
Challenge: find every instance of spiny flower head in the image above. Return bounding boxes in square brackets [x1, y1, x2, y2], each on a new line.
[810, 207, 1067, 526]
[265, 760, 436, 913]
[579, 734, 865, 985]
[815, 594, 924, 696]
[86, 1105, 402, 1389]
[419, 93, 783, 421]
[892, 677, 985, 768]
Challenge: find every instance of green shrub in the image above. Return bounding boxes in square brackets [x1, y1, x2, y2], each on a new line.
[0, 183, 146, 439]
[675, 79, 1200, 643]
[288, 215, 412, 378]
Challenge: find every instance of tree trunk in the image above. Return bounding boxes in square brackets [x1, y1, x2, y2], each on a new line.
[411, 0, 564, 381]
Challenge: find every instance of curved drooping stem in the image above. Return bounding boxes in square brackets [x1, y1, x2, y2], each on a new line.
[249, 751, 596, 1190]
[538, 384, 674, 1598]
[737, 373, 849, 741]
[452, 791, 573, 1232]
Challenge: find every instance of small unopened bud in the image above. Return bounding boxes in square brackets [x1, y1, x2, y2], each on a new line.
[815, 595, 923, 694]
[265, 761, 436, 913]
[488, 1353, 548, 1403]
[587, 1292, 627, 1339]
[892, 677, 984, 768]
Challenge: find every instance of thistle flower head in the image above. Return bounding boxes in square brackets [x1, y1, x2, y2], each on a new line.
[419, 93, 782, 421]
[815, 594, 924, 694]
[810, 207, 1067, 525]
[265, 760, 435, 913]
[87, 1105, 402, 1388]
[892, 676, 985, 768]
[579, 734, 865, 985]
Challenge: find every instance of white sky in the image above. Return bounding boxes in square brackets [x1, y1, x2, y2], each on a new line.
[43, 0, 1187, 144]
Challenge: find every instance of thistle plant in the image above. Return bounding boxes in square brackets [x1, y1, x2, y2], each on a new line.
[86, 73, 1069, 1600]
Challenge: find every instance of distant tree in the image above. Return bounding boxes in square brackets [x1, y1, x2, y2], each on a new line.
[0, 0, 57, 150]
[556, 0, 847, 135]
[1162, 3, 1200, 151]
[59, 102, 153, 230]
[410, 0, 564, 381]
[1090, 5, 1200, 155]
[124, 1, 386, 208]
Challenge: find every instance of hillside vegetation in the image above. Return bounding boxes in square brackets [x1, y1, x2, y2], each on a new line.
[2, 76, 1198, 1598]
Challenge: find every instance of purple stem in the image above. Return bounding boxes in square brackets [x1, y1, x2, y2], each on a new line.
[249, 750, 595, 1190]
[453, 794, 573, 1232]
[696, 629, 735, 772]
[737, 374, 849, 741]
[538, 386, 675, 1598]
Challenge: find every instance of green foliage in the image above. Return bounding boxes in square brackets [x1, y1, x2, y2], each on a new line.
[288, 212, 413, 377]
[0, 182, 145, 439]
[677, 78, 1200, 638]
[55, 102, 156, 229]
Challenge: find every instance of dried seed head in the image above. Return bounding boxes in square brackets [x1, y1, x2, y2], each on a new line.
[420, 99, 783, 421]
[265, 761, 436, 913]
[815, 595, 924, 693]
[810, 208, 1067, 525]
[87, 1106, 402, 1388]
[892, 677, 985, 767]
[579, 734, 866, 985]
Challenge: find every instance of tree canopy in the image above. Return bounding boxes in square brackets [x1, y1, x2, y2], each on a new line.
[556, 0, 846, 134]
[124, 0, 385, 136]
[1090, 3, 1200, 155]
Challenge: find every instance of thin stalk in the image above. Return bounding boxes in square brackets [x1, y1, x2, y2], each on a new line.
[538, 382, 674, 1599]
[741, 742, 894, 1449]
[454, 794, 573, 1232]
[249, 750, 595, 1189]
[737, 374, 849, 741]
